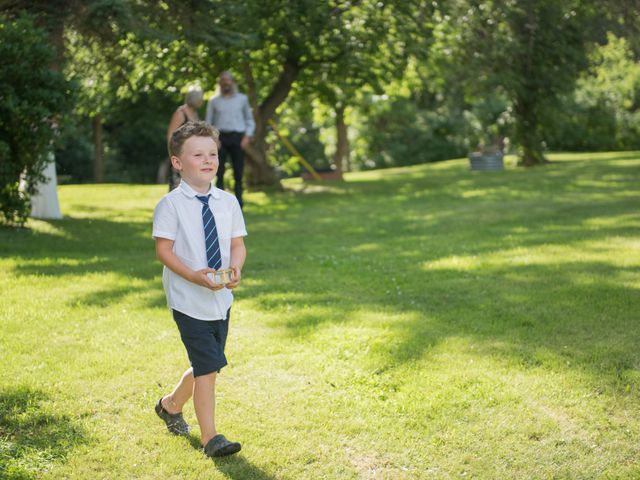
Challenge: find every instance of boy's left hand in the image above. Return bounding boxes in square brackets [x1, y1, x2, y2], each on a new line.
[225, 265, 242, 289]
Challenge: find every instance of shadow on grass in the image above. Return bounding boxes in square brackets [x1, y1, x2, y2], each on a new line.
[2, 215, 163, 308]
[2, 154, 639, 396]
[244, 221, 639, 390]
[186, 434, 275, 479]
[241, 155, 640, 392]
[0, 386, 86, 480]
[278, 154, 639, 205]
[372, 261, 639, 370]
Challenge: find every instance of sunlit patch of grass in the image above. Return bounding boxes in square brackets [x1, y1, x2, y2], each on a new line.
[424, 237, 640, 272]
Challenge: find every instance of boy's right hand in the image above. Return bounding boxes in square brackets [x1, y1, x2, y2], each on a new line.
[190, 268, 224, 291]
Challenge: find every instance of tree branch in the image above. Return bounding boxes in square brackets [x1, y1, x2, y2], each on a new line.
[258, 55, 301, 123]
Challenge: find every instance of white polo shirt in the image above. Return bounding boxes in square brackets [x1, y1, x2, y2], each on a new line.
[152, 180, 247, 320]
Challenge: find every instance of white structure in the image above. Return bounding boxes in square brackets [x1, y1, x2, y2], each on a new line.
[28, 152, 63, 219]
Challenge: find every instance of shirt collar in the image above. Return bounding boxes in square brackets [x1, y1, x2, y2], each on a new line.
[178, 180, 220, 200]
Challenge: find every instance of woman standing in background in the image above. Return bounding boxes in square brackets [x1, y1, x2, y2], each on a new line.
[161, 86, 204, 190]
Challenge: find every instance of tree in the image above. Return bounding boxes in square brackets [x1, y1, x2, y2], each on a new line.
[63, 32, 201, 183]
[2, 0, 214, 183]
[599, 0, 640, 58]
[300, 1, 426, 174]
[545, 33, 640, 151]
[194, 0, 422, 185]
[236, 1, 368, 185]
[432, 0, 594, 166]
[0, 14, 68, 225]
[1, 0, 137, 187]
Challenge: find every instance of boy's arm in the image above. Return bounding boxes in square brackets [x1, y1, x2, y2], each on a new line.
[225, 236, 246, 289]
[155, 237, 223, 291]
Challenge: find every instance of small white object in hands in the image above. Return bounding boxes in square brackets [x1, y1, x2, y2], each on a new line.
[207, 269, 234, 285]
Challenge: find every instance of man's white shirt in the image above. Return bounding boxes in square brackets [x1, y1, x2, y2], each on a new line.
[205, 92, 256, 137]
[152, 180, 247, 320]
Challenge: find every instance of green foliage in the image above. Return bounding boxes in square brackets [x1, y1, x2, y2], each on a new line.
[268, 101, 329, 175]
[0, 13, 69, 226]
[54, 113, 96, 183]
[103, 91, 178, 182]
[295, 1, 426, 171]
[5, 1, 638, 184]
[353, 96, 468, 168]
[61, 28, 214, 183]
[430, 0, 593, 165]
[346, 70, 512, 170]
[188, 0, 424, 182]
[546, 33, 640, 151]
[299, 0, 416, 104]
[54, 91, 181, 184]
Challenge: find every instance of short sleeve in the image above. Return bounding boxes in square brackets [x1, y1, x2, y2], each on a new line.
[152, 196, 178, 240]
[230, 197, 248, 238]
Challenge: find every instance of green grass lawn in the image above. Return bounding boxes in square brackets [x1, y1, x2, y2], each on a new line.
[1, 152, 639, 479]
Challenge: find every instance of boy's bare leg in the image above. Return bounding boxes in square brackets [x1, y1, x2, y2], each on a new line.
[193, 372, 217, 446]
[161, 367, 194, 413]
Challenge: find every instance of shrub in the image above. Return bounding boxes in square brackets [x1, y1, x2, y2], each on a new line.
[352, 96, 469, 170]
[0, 14, 69, 225]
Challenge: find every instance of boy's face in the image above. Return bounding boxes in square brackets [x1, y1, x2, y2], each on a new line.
[171, 136, 218, 189]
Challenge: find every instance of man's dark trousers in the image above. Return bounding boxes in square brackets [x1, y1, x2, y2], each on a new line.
[216, 131, 245, 208]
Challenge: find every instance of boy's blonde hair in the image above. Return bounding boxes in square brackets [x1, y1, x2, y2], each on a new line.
[169, 121, 219, 157]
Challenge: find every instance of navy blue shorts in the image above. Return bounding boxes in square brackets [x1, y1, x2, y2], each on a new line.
[172, 309, 230, 377]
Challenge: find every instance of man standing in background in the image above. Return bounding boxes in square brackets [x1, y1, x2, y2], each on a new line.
[205, 72, 255, 209]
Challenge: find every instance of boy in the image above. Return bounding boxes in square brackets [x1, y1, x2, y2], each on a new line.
[152, 121, 247, 457]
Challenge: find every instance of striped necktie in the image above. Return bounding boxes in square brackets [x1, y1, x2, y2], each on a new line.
[196, 194, 222, 270]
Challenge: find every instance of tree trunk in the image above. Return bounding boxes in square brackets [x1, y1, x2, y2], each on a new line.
[242, 58, 301, 187]
[92, 114, 104, 183]
[514, 97, 547, 167]
[242, 61, 278, 186]
[520, 144, 546, 167]
[345, 144, 351, 172]
[333, 104, 349, 174]
[243, 139, 279, 186]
